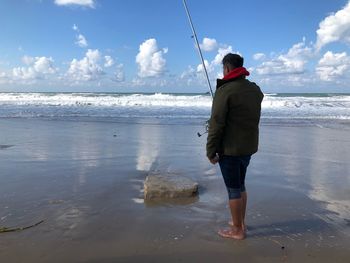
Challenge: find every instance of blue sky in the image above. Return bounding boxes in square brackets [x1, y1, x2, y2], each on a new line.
[0, 0, 350, 93]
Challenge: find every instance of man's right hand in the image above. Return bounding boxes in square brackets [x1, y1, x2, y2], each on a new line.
[209, 155, 219, 165]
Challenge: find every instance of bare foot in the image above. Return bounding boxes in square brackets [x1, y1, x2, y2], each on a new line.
[218, 228, 245, 240]
[228, 221, 247, 231]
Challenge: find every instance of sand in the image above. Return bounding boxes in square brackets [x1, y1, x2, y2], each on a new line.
[0, 118, 349, 262]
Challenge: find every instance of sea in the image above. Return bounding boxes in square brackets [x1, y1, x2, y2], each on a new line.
[0, 92, 349, 128]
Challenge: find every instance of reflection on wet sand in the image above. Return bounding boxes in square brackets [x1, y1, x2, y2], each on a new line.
[306, 128, 350, 235]
[136, 124, 160, 172]
[0, 119, 349, 262]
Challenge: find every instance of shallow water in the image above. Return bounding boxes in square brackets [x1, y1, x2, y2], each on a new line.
[0, 118, 349, 262]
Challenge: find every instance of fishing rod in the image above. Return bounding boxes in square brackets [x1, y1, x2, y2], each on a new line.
[183, 0, 213, 137]
[183, 0, 214, 99]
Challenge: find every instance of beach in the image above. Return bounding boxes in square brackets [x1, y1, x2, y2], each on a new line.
[2, 0, 350, 260]
[0, 116, 349, 263]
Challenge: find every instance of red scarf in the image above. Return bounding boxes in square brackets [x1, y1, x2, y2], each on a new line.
[223, 67, 250, 80]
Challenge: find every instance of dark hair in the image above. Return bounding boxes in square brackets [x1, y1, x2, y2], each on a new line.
[222, 53, 244, 68]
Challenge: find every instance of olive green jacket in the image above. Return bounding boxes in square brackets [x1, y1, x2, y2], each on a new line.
[206, 77, 264, 159]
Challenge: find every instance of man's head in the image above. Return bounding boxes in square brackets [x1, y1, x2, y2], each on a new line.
[222, 53, 244, 76]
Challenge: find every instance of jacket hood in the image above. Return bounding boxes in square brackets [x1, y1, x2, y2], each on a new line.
[216, 67, 250, 89]
[223, 67, 250, 80]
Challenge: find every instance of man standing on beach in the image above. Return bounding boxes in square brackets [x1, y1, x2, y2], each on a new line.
[206, 53, 264, 240]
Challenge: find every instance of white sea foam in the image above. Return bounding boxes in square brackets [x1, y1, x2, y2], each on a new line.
[0, 92, 211, 107]
[0, 92, 349, 121]
[262, 94, 350, 120]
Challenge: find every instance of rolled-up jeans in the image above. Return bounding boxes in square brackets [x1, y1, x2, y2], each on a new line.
[218, 155, 251, 200]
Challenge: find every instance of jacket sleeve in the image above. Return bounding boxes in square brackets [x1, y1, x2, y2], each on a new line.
[206, 88, 228, 159]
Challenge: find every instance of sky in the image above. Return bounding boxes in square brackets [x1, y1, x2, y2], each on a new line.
[1, 0, 350, 93]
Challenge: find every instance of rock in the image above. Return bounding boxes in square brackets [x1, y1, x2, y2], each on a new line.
[144, 172, 198, 200]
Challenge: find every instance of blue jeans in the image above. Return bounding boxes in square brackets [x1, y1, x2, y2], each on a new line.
[218, 155, 251, 200]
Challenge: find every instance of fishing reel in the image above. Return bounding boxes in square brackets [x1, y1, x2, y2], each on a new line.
[197, 119, 210, 137]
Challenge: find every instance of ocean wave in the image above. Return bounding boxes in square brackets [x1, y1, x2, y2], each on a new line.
[0, 92, 211, 107]
[0, 92, 349, 120]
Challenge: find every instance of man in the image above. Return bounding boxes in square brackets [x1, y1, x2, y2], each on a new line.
[206, 53, 264, 240]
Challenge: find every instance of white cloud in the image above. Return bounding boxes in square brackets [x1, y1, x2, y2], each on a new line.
[54, 0, 95, 8]
[104, 56, 114, 67]
[76, 34, 88, 48]
[200, 37, 218, 52]
[316, 51, 350, 81]
[253, 53, 266, 61]
[0, 72, 9, 84]
[196, 59, 211, 73]
[181, 37, 241, 87]
[0, 71, 9, 84]
[180, 66, 196, 79]
[136, 38, 167, 78]
[181, 43, 236, 87]
[22, 55, 35, 65]
[114, 64, 125, 82]
[72, 24, 78, 31]
[72, 24, 88, 48]
[131, 76, 167, 88]
[67, 49, 104, 81]
[316, 2, 350, 50]
[212, 45, 234, 65]
[287, 38, 313, 57]
[13, 56, 56, 80]
[33, 57, 56, 74]
[256, 39, 313, 75]
[256, 57, 302, 75]
[13, 67, 38, 80]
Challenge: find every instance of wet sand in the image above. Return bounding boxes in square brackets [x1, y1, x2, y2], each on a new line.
[0, 118, 349, 262]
